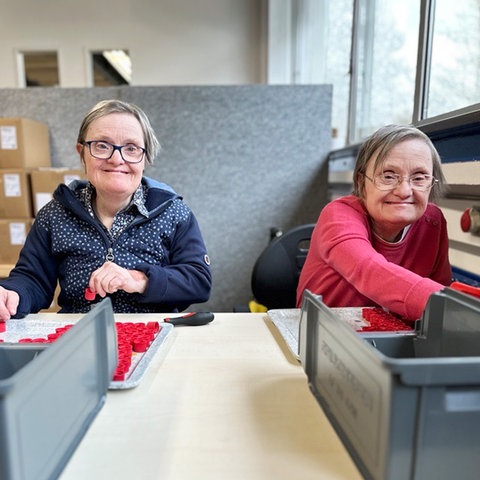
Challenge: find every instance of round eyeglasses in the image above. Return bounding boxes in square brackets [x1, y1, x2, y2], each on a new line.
[83, 140, 146, 164]
[364, 172, 437, 191]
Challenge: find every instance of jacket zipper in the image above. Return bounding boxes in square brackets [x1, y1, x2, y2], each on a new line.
[106, 247, 115, 262]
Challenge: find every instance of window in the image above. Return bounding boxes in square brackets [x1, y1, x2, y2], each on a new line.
[91, 50, 132, 86]
[20, 51, 59, 87]
[425, 0, 480, 118]
[272, 0, 421, 147]
[298, 0, 353, 149]
[350, 0, 420, 142]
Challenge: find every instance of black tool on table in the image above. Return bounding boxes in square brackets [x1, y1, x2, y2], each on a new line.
[164, 312, 214, 326]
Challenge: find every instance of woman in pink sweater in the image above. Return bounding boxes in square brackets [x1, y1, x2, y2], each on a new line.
[296, 124, 452, 321]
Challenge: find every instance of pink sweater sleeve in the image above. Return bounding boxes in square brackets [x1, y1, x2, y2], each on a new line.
[301, 196, 450, 320]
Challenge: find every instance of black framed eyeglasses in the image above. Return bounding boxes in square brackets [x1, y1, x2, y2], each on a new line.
[83, 140, 146, 164]
[364, 172, 438, 191]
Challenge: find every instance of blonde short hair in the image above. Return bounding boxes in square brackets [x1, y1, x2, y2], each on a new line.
[77, 99, 160, 165]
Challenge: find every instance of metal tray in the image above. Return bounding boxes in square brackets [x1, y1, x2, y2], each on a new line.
[268, 306, 375, 359]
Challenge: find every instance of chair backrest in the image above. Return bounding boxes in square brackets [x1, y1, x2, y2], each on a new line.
[251, 224, 315, 310]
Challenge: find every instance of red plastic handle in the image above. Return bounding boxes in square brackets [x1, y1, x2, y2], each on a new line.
[450, 281, 480, 298]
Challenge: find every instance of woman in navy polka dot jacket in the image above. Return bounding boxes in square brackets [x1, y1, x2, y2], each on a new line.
[0, 99, 212, 319]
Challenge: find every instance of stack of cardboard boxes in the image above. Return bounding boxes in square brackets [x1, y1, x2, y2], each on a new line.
[0, 117, 86, 309]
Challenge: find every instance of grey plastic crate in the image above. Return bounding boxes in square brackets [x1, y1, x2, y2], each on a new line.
[299, 288, 480, 480]
[0, 298, 117, 480]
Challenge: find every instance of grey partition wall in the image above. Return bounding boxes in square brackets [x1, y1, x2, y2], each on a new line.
[0, 85, 332, 311]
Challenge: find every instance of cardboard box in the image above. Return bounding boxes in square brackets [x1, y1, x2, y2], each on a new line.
[0, 118, 51, 168]
[0, 170, 33, 218]
[30, 168, 86, 215]
[0, 218, 32, 264]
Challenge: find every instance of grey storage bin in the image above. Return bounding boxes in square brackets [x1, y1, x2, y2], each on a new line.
[0, 298, 117, 480]
[299, 288, 480, 480]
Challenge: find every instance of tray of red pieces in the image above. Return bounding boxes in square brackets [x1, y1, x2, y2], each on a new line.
[0, 319, 173, 389]
[359, 307, 414, 332]
[110, 320, 173, 389]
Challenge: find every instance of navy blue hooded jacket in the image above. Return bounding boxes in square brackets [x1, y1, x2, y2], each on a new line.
[0, 177, 212, 316]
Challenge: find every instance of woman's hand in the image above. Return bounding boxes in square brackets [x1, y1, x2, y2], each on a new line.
[0, 286, 19, 321]
[88, 262, 148, 298]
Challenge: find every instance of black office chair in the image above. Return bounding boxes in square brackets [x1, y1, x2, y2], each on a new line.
[250, 223, 315, 310]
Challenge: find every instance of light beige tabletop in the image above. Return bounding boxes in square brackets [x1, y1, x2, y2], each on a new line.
[55, 312, 362, 480]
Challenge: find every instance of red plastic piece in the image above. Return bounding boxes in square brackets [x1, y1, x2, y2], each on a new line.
[461, 208, 472, 232]
[147, 321, 160, 333]
[132, 340, 148, 352]
[0, 322, 5, 333]
[84, 287, 96, 301]
[113, 372, 125, 381]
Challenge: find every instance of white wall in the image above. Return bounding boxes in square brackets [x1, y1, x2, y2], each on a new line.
[0, 0, 266, 87]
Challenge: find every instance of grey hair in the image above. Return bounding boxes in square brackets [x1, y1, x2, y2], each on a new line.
[76, 99, 161, 165]
[352, 124, 447, 201]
